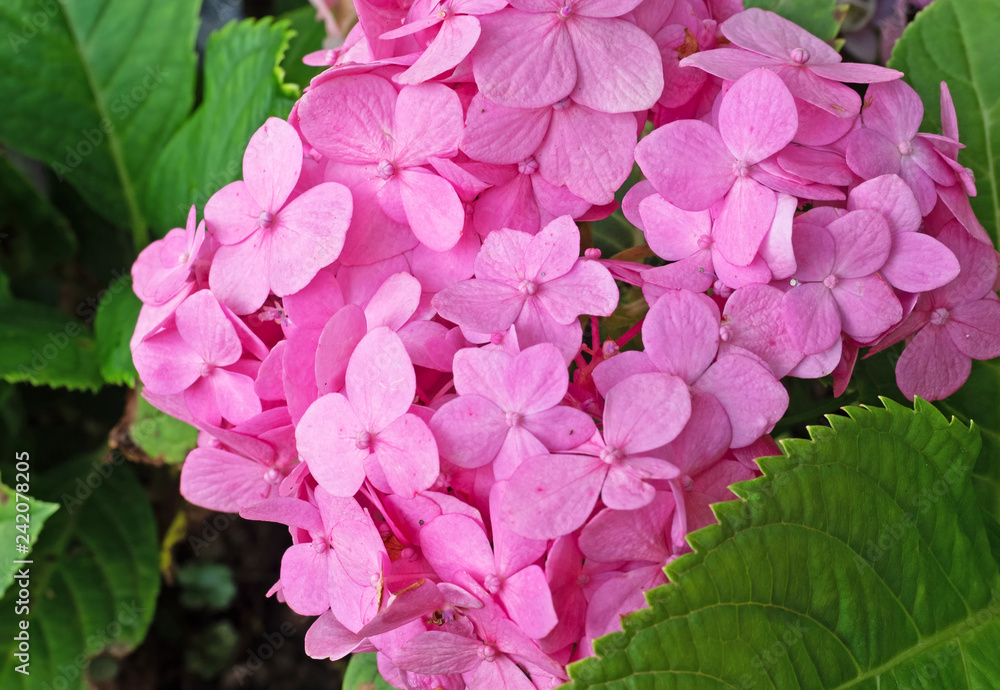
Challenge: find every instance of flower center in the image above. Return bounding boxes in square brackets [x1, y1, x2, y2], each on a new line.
[518, 156, 539, 175]
[376, 159, 396, 180]
[823, 274, 839, 289]
[553, 97, 571, 111]
[199, 362, 215, 378]
[681, 474, 694, 491]
[177, 251, 190, 265]
[356, 430, 374, 450]
[719, 324, 732, 342]
[257, 210, 274, 229]
[697, 234, 713, 250]
[490, 331, 504, 345]
[790, 47, 809, 64]
[577, 574, 590, 586]
[602, 339, 619, 357]
[557, 5, 571, 19]
[518, 279, 538, 296]
[478, 645, 497, 662]
[931, 307, 950, 326]
[311, 536, 328, 554]
[505, 411, 523, 428]
[584, 247, 602, 260]
[734, 160, 750, 178]
[898, 140, 913, 156]
[370, 572, 381, 587]
[600, 446, 623, 465]
[484, 574, 502, 594]
[263, 468, 281, 485]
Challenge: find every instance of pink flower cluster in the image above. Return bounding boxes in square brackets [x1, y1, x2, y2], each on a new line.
[129, 2, 999, 688]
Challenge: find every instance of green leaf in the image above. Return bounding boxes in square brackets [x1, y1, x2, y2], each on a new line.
[0, 299, 104, 391]
[281, 6, 328, 91]
[566, 398, 1000, 689]
[176, 562, 237, 611]
[743, 0, 841, 41]
[0, 151, 76, 277]
[0, 472, 59, 598]
[936, 359, 1000, 524]
[142, 18, 298, 235]
[0, 452, 160, 689]
[889, 0, 1000, 243]
[344, 653, 396, 690]
[0, 0, 201, 247]
[130, 389, 198, 465]
[93, 275, 141, 387]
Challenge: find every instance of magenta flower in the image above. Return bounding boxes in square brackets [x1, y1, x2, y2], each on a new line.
[132, 289, 262, 426]
[132, 205, 210, 305]
[205, 117, 352, 314]
[296, 327, 440, 498]
[782, 210, 902, 354]
[298, 74, 466, 252]
[472, 0, 663, 113]
[635, 68, 799, 266]
[432, 215, 619, 361]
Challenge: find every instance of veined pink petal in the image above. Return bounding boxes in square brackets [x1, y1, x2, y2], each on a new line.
[827, 209, 891, 278]
[721, 284, 802, 378]
[719, 69, 797, 164]
[208, 234, 271, 315]
[881, 232, 960, 293]
[500, 566, 558, 639]
[861, 80, 922, 144]
[505, 343, 569, 413]
[395, 631, 483, 674]
[666, 391, 733, 475]
[638, 194, 709, 261]
[946, 299, 1000, 360]
[604, 373, 691, 454]
[503, 453, 606, 539]
[832, 274, 902, 342]
[175, 290, 242, 366]
[591, 350, 655, 397]
[421, 513, 496, 583]
[240, 497, 323, 533]
[679, 47, 776, 81]
[209, 369, 262, 424]
[365, 272, 421, 331]
[395, 15, 483, 85]
[782, 282, 841, 355]
[374, 413, 440, 497]
[243, 117, 303, 213]
[462, 94, 552, 164]
[315, 306, 366, 396]
[572, 0, 644, 17]
[600, 460, 659, 510]
[846, 128, 901, 179]
[474, 10, 576, 109]
[777, 66, 861, 116]
[133, 329, 203, 395]
[454, 346, 511, 400]
[268, 182, 351, 296]
[475, 227, 533, 284]
[714, 176, 777, 267]
[493, 424, 549, 480]
[524, 215, 580, 283]
[514, 298, 585, 362]
[337, 179, 418, 266]
[847, 174, 921, 234]
[808, 62, 902, 84]
[347, 327, 417, 430]
[298, 74, 396, 164]
[896, 325, 970, 401]
[304, 612, 361, 661]
[398, 169, 465, 252]
[433, 279, 525, 333]
[394, 84, 464, 166]
[180, 448, 275, 513]
[297, 393, 369, 497]
[281, 544, 332, 615]
[430, 395, 508, 467]
[567, 16, 663, 113]
[536, 259, 618, 324]
[204, 181, 261, 246]
[721, 8, 841, 65]
[644, 288, 719, 384]
[759, 193, 797, 279]
[522, 406, 595, 451]
[380, 13, 443, 39]
[579, 494, 673, 563]
[693, 355, 788, 448]
[634, 120, 734, 211]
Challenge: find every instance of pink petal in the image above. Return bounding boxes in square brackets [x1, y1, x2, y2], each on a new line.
[503, 454, 606, 539]
[846, 128, 901, 179]
[578, 494, 673, 563]
[643, 288, 719, 383]
[782, 282, 841, 355]
[395, 631, 483, 674]
[133, 329, 202, 395]
[474, 10, 576, 109]
[453, 346, 511, 400]
[947, 299, 1000, 360]
[315, 306, 367, 395]
[281, 544, 332, 615]
[208, 234, 271, 315]
[536, 259, 618, 324]
[679, 47, 776, 81]
[505, 343, 569, 413]
[759, 193, 797, 279]
[175, 290, 242, 366]
[604, 373, 692, 453]
[721, 284, 802, 378]
[179, 448, 274, 513]
[665, 391, 733, 475]
[714, 177, 777, 267]
[692, 355, 788, 448]
[500, 566, 558, 639]
[493, 425, 549, 480]
[430, 395, 508, 468]
[365, 272, 421, 331]
[209, 369, 262, 424]
[421, 513, 496, 582]
[719, 69, 797, 164]
[204, 181, 261, 246]
[847, 174, 921, 234]
[398, 169, 465, 252]
[567, 16, 663, 113]
[347, 327, 417, 431]
[522, 405, 596, 451]
[375, 413, 441, 496]
[882, 232, 960, 293]
[433, 279, 526, 333]
[298, 74, 395, 163]
[462, 94, 552, 165]
[297, 393, 368, 497]
[513, 298, 584, 363]
[243, 117, 302, 213]
[832, 274, 902, 342]
[860, 80, 922, 144]
[304, 612, 361, 661]
[638, 194, 709, 261]
[827, 209, 891, 278]
[896, 325, 970, 401]
[396, 15, 483, 85]
[634, 120, 734, 210]
[524, 215, 580, 283]
[808, 62, 903, 84]
[721, 8, 841, 65]
[591, 350, 655, 397]
[394, 84, 464, 166]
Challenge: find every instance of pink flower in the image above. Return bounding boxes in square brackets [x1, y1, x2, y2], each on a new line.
[205, 117, 352, 314]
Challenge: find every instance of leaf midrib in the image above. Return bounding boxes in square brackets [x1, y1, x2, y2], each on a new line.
[58, 1, 148, 248]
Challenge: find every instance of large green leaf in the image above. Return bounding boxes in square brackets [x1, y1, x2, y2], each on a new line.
[0, 0, 201, 246]
[0, 299, 104, 391]
[566, 399, 1000, 689]
[281, 6, 328, 91]
[889, 0, 1000, 242]
[743, 0, 841, 42]
[344, 652, 396, 690]
[0, 471, 59, 598]
[93, 275, 141, 387]
[129, 391, 198, 465]
[0, 452, 160, 688]
[142, 18, 298, 235]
